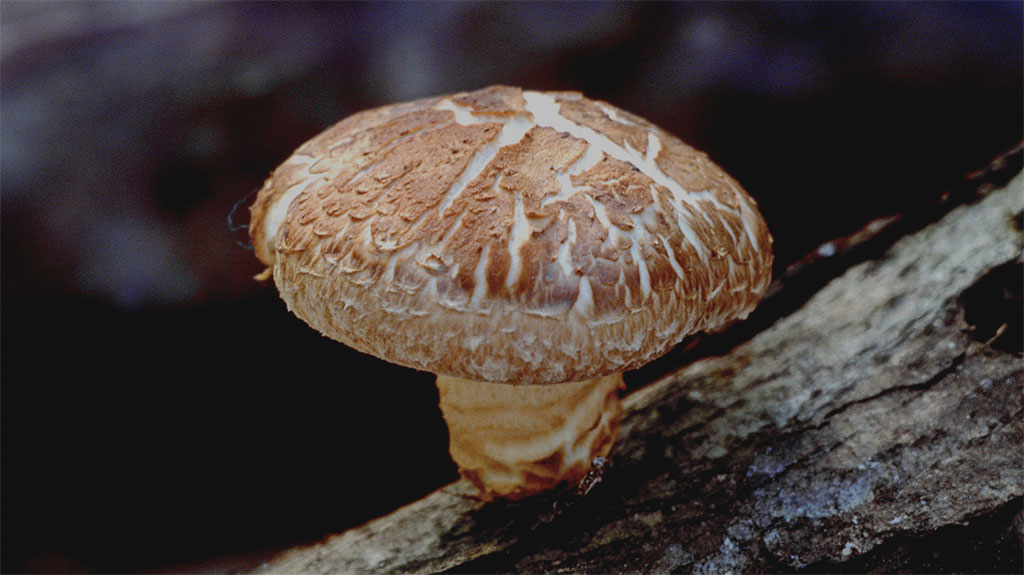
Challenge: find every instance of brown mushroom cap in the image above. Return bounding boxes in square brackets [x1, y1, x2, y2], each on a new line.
[251, 85, 773, 384]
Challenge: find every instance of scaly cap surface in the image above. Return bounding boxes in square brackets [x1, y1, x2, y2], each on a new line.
[251, 86, 773, 384]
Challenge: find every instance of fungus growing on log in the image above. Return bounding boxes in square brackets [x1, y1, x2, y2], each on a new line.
[250, 85, 773, 500]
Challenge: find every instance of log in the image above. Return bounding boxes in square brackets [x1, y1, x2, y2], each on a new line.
[251, 156, 1023, 574]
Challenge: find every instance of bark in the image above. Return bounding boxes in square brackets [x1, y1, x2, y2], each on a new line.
[251, 154, 1023, 574]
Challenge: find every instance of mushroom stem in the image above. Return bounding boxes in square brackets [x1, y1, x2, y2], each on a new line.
[435, 373, 624, 501]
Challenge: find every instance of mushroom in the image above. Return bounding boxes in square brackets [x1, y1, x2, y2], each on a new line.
[250, 86, 773, 501]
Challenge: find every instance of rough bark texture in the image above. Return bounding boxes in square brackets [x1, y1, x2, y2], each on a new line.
[252, 162, 1023, 574]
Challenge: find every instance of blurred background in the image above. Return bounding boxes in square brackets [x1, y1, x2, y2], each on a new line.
[2, 1, 1021, 572]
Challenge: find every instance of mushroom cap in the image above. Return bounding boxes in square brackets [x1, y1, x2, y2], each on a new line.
[251, 86, 773, 384]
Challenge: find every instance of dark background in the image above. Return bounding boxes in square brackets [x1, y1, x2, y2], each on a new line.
[2, 2, 1021, 573]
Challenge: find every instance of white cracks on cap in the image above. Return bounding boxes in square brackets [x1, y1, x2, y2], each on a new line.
[631, 240, 652, 299]
[543, 134, 605, 208]
[419, 91, 752, 318]
[435, 98, 477, 125]
[506, 190, 530, 289]
[526, 92, 756, 268]
[432, 98, 538, 305]
[471, 242, 492, 303]
[556, 218, 578, 277]
[739, 193, 769, 256]
[572, 275, 595, 317]
[523, 91, 680, 201]
[663, 184, 707, 261]
[623, 201, 661, 288]
[658, 234, 687, 282]
[522, 91, 731, 289]
[644, 130, 661, 162]
[588, 195, 614, 231]
[433, 99, 535, 215]
[597, 100, 643, 128]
